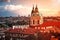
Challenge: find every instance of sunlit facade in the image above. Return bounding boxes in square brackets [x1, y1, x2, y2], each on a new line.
[30, 5, 43, 26]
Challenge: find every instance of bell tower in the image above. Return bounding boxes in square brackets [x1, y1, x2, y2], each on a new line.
[35, 5, 39, 13]
[30, 5, 41, 27]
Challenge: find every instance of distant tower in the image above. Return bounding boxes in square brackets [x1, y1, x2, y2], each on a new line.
[30, 5, 43, 27]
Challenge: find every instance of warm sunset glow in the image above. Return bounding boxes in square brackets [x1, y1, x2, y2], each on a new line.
[0, 0, 60, 16]
[4, 4, 59, 16]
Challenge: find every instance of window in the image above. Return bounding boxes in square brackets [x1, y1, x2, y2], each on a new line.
[33, 20, 35, 24]
[38, 27, 40, 29]
[35, 27, 37, 29]
[38, 20, 39, 24]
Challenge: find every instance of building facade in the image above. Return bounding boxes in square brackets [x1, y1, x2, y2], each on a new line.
[30, 5, 43, 27]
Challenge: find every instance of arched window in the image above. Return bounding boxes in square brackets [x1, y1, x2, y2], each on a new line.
[33, 20, 35, 24]
[38, 20, 39, 24]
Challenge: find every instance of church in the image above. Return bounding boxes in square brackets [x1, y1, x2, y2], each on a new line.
[30, 5, 43, 26]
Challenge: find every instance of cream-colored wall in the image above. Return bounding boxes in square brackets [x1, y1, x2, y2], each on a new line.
[30, 16, 40, 26]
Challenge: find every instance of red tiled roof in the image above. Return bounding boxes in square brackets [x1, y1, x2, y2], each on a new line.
[5, 28, 36, 34]
[22, 28, 37, 34]
[5, 21, 60, 34]
[30, 21, 60, 28]
[41, 21, 60, 28]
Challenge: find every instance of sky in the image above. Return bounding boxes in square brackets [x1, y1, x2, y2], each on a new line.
[0, 0, 60, 17]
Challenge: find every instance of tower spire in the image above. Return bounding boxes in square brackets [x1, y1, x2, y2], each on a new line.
[35, 5, 39, 13]
[33, 5, 34, 10]
[31, 5, 35, 13]
[35, 5, 38, 9]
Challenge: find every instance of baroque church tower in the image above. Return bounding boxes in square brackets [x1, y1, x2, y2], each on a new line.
[30, 5, 43, 27]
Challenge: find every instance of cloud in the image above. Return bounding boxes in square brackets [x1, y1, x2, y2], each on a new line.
[0, 0, 60, 17]
[4, 5, 25, 11]
[4, 4, 31, 16]
[0, 0, 10, 2]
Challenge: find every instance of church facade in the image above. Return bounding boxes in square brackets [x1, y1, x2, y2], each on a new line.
[30, 5, 43, 27]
